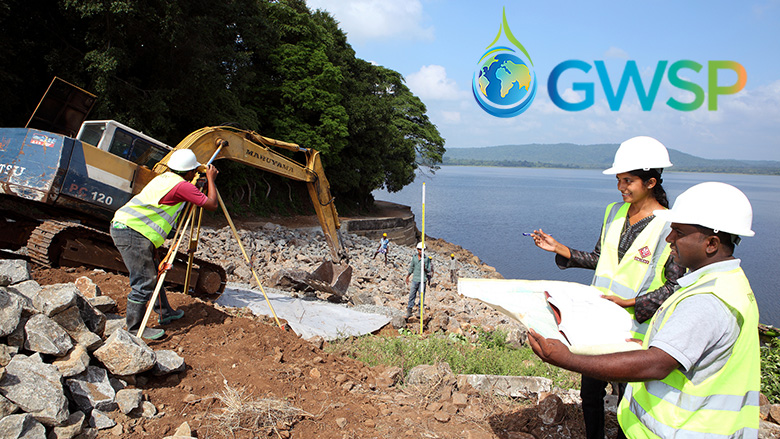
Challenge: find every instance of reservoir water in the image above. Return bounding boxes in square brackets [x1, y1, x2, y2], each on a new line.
[373, 166, 780, 327]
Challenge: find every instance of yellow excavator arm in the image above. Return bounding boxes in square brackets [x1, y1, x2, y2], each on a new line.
[153, 126, 348, 262]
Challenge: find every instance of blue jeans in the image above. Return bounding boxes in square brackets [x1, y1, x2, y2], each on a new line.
[110, 225, 158, 304]
[407, 280, 428, 312]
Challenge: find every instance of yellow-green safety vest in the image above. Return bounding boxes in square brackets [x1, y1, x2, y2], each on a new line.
[592, 202, 672, 339]
[617, 265, 760, 438]
[112, 172, 187, 248]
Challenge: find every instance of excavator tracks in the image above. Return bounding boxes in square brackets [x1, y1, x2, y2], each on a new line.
[27, 220, 226, 295]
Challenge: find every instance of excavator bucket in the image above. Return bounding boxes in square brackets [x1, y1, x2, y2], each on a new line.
[305, 261, 352, 296]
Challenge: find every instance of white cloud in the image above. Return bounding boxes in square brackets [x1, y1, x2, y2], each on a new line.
[406, 65, 467, 101]
[603, 46, 629, 59]
[440, 111, 461, 123]
[306, 0, 434, 44]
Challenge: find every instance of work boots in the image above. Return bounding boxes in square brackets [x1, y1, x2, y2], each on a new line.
[126, 300, 165, 340]
[153, 290, 184, 324]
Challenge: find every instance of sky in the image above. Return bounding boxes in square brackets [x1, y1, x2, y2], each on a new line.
[305, 0, 780, 161]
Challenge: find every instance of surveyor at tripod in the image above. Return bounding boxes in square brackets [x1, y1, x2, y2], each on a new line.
[111, 149, 219, 339]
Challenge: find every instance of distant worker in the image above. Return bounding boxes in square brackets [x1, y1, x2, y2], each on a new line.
[405, 242, 432, 318]
[529, 182, 759, 438]
[449, 253, 458, 284]
[372, 233, 390, 264]
[110, 149, 219, 339]
[531, 136, 684, 439]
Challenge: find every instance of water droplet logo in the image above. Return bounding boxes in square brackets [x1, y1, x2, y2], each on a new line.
[472, 9, 537, 118]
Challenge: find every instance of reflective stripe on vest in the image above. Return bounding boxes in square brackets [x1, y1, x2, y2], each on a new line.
[112, 172, 186, 248]
[591, 202, 672, 338]
[617, 267, 760, 438]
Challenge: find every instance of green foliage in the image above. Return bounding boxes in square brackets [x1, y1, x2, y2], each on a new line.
[326, 330, 580, 390]
[761, 338, 780, 403]
[0, 0, 445, 212]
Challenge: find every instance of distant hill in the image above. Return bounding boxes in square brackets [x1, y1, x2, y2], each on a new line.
[442, 144, 780, 175]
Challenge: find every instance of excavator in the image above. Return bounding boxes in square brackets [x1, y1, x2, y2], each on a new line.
[0, 77, 351, 295]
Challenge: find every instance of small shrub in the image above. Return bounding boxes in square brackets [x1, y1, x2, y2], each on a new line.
[761, 338, 780, 403]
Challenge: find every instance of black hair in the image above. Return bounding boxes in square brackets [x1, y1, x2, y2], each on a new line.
[693, 225, 738, 253]
[628, 168, 669, 208]
[171, 168, 191, 177]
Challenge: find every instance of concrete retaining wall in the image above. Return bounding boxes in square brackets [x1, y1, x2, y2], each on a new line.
[341, 202, 417, 246]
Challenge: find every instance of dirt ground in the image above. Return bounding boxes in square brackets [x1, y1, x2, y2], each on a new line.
[26, 212, 605, 439]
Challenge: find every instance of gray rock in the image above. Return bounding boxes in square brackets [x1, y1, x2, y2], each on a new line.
[87, 296, 116, 314]
[73, 426, 98, 438]
[0, 413, 46, 438]
[93, 329, 156, 376]
[270, 269, 311, 291]
[0, 353, 69, 426]
[0, 289, 23, 337]
[102, 314, 125, 337]
[0, 260, 30, 285]
[72, 294, 105, 337]
[23, 314, 73, 356]
[87, 409, 115, 430]
[33, 283, 77, 317]
[6, 316, 27, 349]
[140, 401, 157, 418]
[74, 277, 101, 299]
[49, 411, 86, 439]
[115, 389, 143, 415]
[406, 362, 455, 387]
[457, 374, 552, 399]
[6, 280, 41, 313]
[153, 350, 186, 376]
[0, 393, 19, 417]
[52, 344, 91, 377]
[66, 366, 117, 412]
[50, 307, 102, 351]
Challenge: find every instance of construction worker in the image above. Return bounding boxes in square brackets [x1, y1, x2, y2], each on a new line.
[531, 136, 685, 439]
[405, 242, 432, 318]
[110, 149, 219, 339]
[372, 232, 390, 264]
[449, 253, 458, 284]
[529, 182, 759, 438]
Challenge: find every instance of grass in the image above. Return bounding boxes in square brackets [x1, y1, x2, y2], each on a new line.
[325, 327, 580, 390]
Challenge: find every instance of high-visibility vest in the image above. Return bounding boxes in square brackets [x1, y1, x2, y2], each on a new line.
[112, 172, 186, 248]
[592, 202, 672, 338]
[617, 266, 760, 438]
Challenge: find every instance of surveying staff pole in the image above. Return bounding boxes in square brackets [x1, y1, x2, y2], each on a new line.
[420, 183, 426, 335]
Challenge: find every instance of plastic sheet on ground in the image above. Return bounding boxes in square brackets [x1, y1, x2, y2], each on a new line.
[216, 285, 392, 341]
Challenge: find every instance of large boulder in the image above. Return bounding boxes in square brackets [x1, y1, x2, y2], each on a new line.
[65, 366, 117, 412]
[50, 306, 102, 351]
[0, 413, 46, 438]
[0, 288, 23, 337]
[33, 283, 77, 317]
[0, 354, 69, 426]
[0, 260, 30, 285]
[23, 314, 73, 356]
[93, 330, 155, 376]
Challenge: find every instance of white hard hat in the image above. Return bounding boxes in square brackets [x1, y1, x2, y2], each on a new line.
[416, 242, 424, 250]
[603, 136, 673, 175]
[167, 149, 202, 172]
[654, 182, 754, 237]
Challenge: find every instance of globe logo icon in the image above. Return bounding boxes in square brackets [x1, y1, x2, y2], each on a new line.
[472, 11, 537, 118]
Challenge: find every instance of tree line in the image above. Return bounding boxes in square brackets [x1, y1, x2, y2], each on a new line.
[0, 0, 445, 213]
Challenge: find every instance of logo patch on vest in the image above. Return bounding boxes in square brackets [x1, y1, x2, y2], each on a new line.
[634, 246, 651, 264]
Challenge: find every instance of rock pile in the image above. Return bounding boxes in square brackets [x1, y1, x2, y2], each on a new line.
[0, 260, 185, 439]
[194, 224, 519, 339]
